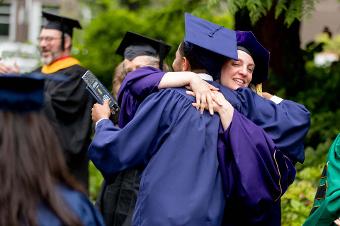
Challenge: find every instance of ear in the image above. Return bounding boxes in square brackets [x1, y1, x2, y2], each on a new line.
[182, 57, 191, 71]
[63, 35, 72, 50]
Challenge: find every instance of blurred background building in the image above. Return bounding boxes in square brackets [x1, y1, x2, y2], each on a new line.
[0, 0, 80, 72]
[300, 0, 340, 47]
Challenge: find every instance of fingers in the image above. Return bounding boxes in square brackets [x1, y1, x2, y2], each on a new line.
[206, 94, 214, 115]
[200, 95, 206, 114]
[185, 85, 192, 91]
[103, 99, 110, 106]
[0, 63, 19, 74]
[186, 90, 213, 114]
[334, 218, 340, 226]
[196, 92, 201, 111]
[211, 92, 223, 106]
[208, 83, 219, 91]
[186, 90, 195, 96]
[91, 102, 111, 123]
[0, 64, 10, 73]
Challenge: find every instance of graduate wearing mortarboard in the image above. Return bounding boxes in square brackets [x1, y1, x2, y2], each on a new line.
[33, 11, 95, 190]
[89, 14, 295, 226]
[0, 74, 104, 226]
[95, 31, 171, 226]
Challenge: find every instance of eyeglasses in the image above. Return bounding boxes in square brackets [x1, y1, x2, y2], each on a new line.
[37, 36, 61, 42]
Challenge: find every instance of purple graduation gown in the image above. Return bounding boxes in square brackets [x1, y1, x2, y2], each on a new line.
[117, 66, 310, 164]
[218, 111, 295, 226]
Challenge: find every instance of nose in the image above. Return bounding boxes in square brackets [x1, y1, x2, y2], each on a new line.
[239, 65, 248, 77]
[39, 40, 48, 49]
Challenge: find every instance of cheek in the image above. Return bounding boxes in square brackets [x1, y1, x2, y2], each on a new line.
[172, 59, 179, 71]
[220, 67, 232, 82]
[246, 73, 253, 85]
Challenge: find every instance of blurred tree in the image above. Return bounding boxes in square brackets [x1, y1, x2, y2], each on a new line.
[77, 0, 233, 88]
[119, 0, 151, 10]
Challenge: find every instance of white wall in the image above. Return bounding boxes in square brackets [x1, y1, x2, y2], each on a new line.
[300, 0, 340, 48]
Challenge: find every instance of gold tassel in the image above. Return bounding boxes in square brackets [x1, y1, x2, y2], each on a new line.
[255, 83, 262, 97]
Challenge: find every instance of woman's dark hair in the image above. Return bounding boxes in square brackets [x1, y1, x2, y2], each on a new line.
[0, 111, 84, 226]
[178, 41, 226, 80]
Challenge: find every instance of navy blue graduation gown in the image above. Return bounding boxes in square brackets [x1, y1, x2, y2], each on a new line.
[90, 88, 225, 226]
[90, 88, 296, 225]
[117, 66, 310, 163]
[37, 186, 104, 226]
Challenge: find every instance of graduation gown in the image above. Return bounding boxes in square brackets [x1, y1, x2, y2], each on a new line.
[35, 59, 94, 189]
[90, 88, 225, 226]
[303, 134, 340, 226]
[117, 66, 310, 164]
[219, 110, 296, 226]
[37, 185, 105, 226]
[90, 87, 296, 226]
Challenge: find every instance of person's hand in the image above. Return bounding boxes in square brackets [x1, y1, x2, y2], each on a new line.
[262, 92, 273, 100]
[334, 217, 340, 226]
[187, 76, 219, 115]
[0, 62, 20, 74]
[190, 91, 234, 130]
[91, 100, 111, 123]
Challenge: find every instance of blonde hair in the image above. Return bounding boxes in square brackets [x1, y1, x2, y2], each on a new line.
[112, 55, 170, 98]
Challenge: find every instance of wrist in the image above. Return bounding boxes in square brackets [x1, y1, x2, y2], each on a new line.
[95, 118, 109, 128]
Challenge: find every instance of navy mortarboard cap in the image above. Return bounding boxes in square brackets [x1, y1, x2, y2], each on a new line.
[236, 31, 270, 84]
[184, 13, 238, 60]
[0, 74, 45, 112]
[116, 32, 171, 70]
[42, 11, 82, 37]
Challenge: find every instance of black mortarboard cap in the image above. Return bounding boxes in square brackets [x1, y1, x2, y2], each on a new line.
[116, 32, 171, 70]
[236, 31, 270, 84]
[184, 13, 238, 60]
[42, 11, 82, 37]
[0, 74, 45, 112]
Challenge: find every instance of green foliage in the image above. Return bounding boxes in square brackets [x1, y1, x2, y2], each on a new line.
[315, 33, 340, 55]
[76, 0, 233, 87]
[77, 8, 146, 88]
[281, 58, 339, 225]
[281, 139, 332, 225]
[210, 0, 318, 26]
[89, 161, 103, 202]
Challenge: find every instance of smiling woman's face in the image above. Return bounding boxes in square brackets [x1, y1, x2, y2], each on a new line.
[220, 50, 255, 90]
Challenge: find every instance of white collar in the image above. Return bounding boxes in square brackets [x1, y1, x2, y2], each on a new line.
[197, 73, 213, 81]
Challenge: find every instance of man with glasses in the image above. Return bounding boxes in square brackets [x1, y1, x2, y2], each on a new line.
[0, 11, 94, 191]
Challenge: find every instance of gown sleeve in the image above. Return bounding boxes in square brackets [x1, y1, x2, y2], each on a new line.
[225, 87, 311, 163]
[89, 88, 184, 182]
[218, 110, 296, 226]
[117, 66, 165, 127]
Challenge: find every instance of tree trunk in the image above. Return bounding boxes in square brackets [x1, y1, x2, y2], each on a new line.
[235, 5, 305, 97]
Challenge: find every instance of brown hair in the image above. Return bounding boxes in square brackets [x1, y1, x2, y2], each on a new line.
[0, 111, 84, 226]
[112, 61, 126, 98]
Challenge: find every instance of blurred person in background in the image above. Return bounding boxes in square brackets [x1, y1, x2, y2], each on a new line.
[0, 74, 104, 226]
[0, 11, 94, 190]
[95, 31, 171, 226]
